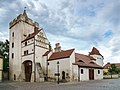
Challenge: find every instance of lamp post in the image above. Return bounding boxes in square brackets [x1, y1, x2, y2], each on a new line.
[47, 62, 49, 81]
[57, 61, 59, 84]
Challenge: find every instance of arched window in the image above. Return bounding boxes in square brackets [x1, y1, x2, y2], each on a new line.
[78, 60, 84, 63]
[89, 62, 95, 64]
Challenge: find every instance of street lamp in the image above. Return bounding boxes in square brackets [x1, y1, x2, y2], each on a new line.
[57, 61, 59, 84]
[47, 62, 49, 81]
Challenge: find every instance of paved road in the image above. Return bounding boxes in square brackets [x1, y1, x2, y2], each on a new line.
[0, 79, 120, 90]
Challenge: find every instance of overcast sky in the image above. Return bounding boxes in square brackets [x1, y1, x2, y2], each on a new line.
[0, 0, 120, 65]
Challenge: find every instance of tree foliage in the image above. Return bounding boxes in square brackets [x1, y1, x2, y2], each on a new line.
[108, 64, 116, 73]
[0, 40, 9, 72]
[108, 64, 120, 78]
[115, 68, 120, 74]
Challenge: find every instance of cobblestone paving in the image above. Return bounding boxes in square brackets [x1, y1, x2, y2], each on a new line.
[0, 79, 120, 90]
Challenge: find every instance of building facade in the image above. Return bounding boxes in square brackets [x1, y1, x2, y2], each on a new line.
[9, 11, 104, 82]
[45, 45, 103, 82]
[9, 10, 50, 82]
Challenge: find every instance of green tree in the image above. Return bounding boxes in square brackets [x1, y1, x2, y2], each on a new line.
[0, 40, 9, 72]
[108, 64, 117, 78]
[115, 68, 120, 77]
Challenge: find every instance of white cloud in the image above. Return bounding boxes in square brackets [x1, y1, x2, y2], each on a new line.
[0, 0, 120, 65]
[0, 31, 8, 41]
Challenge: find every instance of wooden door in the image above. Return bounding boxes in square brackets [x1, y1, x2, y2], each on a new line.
[89, 69, 94, 80]
[23, 61, 32, 82]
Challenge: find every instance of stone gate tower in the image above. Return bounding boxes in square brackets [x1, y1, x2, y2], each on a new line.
[9, 10, 50, 82]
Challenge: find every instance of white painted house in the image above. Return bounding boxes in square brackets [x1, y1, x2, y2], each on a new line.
[44, 44, 103, 82]
[9, 10, 104, 82]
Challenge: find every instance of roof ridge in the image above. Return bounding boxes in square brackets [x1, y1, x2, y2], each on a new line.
[48, 48, 74, 61]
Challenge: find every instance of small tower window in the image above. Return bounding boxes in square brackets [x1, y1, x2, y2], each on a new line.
[12, 43, 14, 48]
[12, 53, 14, 59]
[25, 41, 27, 46]
[24, 50, 28, 55]
[12, 32, 14, 37]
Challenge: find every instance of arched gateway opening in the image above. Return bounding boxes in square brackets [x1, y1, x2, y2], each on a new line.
[23, 60, 32, 82]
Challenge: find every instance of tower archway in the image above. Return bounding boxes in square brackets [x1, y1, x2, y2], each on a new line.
[23, 60, 32, 82]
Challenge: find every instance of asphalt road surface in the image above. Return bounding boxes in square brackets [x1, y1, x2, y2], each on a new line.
[0, 79, 120, 90]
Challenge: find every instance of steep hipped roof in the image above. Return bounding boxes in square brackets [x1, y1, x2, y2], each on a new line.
[73, 62, 103, 69]
[22, 30, 40, 42]
[75, 53, 92, 63]
[74, 53, 102, 69]
[48, 49, 74, 61]
[87, 56, 96, 60]
[75, 53, 96, 63]
[89, 47, 103, 57]
[104, 63, 120, 69]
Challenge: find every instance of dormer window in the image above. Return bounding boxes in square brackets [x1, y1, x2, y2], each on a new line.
[89, 62, 95, 64]
[78, 60, 84, 63]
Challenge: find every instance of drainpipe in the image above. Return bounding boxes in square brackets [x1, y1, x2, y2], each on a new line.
[33, 35, 36, 82]
[78, 66, 80, 82]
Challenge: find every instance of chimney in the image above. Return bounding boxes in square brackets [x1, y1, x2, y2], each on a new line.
[54, 43, 61, 52]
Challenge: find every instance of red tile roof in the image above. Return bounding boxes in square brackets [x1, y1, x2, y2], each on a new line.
[87, 56, 96, 60]
[43, 51, 51, 56]
[22, 30, 40, 42]
[89, 47, 103, 57]
[75, 53, 91, 64]
[74, 53, 102, 68]
[73, 62, 103, 69]
[48, 49, 74, 61]
[104, 63, 120, 69]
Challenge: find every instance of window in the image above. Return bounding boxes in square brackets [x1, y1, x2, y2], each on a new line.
[12, 32, 14, 37]
[12, 53, 14, 59]
[90, 62, 95, 64]
[47, 62, 49, 65]
[78, 60, 84, 63]
[81, 69, 83, 74]
[66, 73, 69, 76]
[98, 70, 100, 74]
[12, 43, 14, 48]
[25, 41, 27, 46]
[24, 50, 28, 55]
[14, 74, 16, 80]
